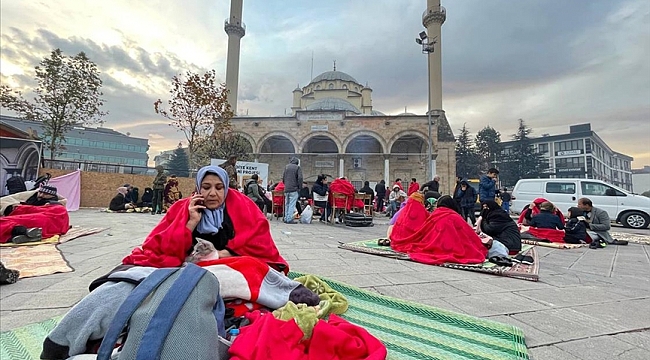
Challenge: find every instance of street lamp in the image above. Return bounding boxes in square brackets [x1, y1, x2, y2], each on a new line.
[416, 31, 437, 181]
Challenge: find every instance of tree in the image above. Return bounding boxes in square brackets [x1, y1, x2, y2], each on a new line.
[475, 126, 502, 171]
[455, 124, 480, 179]
[167, 142, 190, 177]
[194, 133, 253, 166]
[154, 70, 233, 169]
[1, 49, 107, 160]
[499, 119, 547, 186]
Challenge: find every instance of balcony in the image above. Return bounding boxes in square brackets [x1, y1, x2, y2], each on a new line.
[422, 5, 446, 26]
[224, 18, 246, 37]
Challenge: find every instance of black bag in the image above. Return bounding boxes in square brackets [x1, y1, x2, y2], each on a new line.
[344, 212, 373, 227]
[5, 176, 27, 195]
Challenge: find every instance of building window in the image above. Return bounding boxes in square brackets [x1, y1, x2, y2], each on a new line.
[328, 83, 334, 89]
[554, 140, 584, 154]
[342, 84, 348, 90]
[316, 85, 321, 90]
[538, 143, 549, 154]
[545, 182, 576, 194]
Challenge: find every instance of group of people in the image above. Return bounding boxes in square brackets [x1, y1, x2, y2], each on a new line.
[107, 171, 182, 214]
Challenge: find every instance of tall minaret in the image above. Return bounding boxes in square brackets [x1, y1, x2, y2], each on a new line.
[224, 0, 245, 115]
[423, 0, 446, 110]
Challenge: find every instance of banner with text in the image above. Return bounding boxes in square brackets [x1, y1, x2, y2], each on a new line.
[210, 159, 269, 189]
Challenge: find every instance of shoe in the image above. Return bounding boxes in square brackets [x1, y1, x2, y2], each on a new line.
[521, 256, 534, 265]
[611, 239, 628, 246]
[0, 263, 19, 285]
[489, 256, 513, 267]
[512, 254, 525, 263]
[284, 220, 297, 224]
[589, 241, 599, 249]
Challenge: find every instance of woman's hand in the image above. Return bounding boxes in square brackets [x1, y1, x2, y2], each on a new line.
[186, 194, 206, 231]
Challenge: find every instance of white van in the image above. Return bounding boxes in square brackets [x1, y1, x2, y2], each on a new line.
[511, 179, 650, 229]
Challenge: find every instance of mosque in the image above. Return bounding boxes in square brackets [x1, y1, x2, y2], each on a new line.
[220, 0, 456, 193]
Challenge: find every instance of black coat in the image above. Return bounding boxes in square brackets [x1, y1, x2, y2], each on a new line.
[374, 183, 386, 197]
[109, 194, 128, 211]
[564, 218, 587, 243]
[359, 186, 375, 203]
[420, 180, 439, 192]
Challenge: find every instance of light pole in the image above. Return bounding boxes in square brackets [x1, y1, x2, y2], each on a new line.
[416, 31, 437, 181]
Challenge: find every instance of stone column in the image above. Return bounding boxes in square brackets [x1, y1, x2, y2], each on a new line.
[339, 157, 345, 178]
[384, 155, 390, 184]
[423, 0, 446, 111]
[225, 0, 245, 115]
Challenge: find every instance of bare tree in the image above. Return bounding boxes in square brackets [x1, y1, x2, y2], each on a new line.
[1, 49, 107, 160]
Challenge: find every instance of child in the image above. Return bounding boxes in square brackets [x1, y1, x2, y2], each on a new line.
[564, 207, 588, 244]
[529, 202, 564, 230]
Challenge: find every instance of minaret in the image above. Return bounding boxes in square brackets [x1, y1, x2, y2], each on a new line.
[422, 0, 445, 110]
[224, 0, 245, 115]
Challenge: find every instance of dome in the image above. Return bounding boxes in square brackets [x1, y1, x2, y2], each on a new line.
[398, 112, 417, 116]
[371, 110, 385, 116]
[305, 97, 361, 114]
[309, 71, 359, 85]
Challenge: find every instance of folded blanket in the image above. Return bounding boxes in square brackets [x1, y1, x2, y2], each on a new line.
[522, 226, 566, 243]
[294, 274, 348, 316]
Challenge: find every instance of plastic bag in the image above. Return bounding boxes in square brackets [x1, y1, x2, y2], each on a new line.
[300, 205, 313, 224]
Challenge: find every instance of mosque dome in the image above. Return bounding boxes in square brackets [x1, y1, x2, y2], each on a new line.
[305, 97, 361, 114]
[309, 71, 359, 85]
[371, 110, 385, 116]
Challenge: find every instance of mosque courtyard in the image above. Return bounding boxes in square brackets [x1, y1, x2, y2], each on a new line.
[1, 209, 649, 359]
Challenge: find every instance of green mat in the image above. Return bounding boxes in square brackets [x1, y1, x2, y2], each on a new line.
[0, 275, 529, 360]
[289, 271, 529, 360]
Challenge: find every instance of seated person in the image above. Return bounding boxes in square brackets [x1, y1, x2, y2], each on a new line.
[386, 185, 407, 217]
[476, 200, 522, 253]
[564, 207, 588, 244]
[518, 197, 565, 227]
[1, 185, 66, 216]
[138, 187, 153, 208]
[123, 165, 289, 272]
[245, 174, 272, 215]
[388, 195, 488, 265]
[312, 175, 332, 223]
[328, 177, 359, 221]
[109, 187, 136, 212]
[529, 202, 564, 230]
[0, 186, 69, 243]
[122, 184, 138, 204]
[578, 197, 628, 247]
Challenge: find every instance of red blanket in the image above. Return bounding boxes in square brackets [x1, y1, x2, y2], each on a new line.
[122, 191, 288, 272]
[407, 182, 419, 196]
[389, 198, 429, 242]
[329, 179, 363, 210]
[229, 311, 387, 360]
[0, 204, 70, 243]
[390, 204, 487, 265]
[526, 227, 566, 243]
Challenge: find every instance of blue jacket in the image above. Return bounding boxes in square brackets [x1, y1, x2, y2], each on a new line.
[530, 211, 564, 230]
[478, 174, 496, 201]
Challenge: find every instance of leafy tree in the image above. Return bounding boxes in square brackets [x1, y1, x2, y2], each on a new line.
[154, 70, 233, 169]
[475, 126, 502, 170]
[1, 49, 107, 160]
[167, 142, 190, 177]
[455, 124, 480, 179]
[194, 133, 253, 166]
[499, 119, 547, 186]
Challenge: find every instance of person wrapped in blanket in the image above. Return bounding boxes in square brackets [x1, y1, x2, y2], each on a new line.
[518, 198, 567, 243]
[475, 200, 522, 254]
[163, 175, 182, 211]
[40, 165, 326, 359]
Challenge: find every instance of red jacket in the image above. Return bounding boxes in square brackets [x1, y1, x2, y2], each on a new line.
[407, 182, 420, 196]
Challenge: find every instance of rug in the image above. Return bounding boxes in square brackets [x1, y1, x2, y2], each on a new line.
[0, 277, 529, 360]
[289, 271, 529, 359]
[0, 227, 107, 248]
[520, 239, 588, 249]
[339, 240, 539, 281]
[0, 244, 73, 279]
[610, 231, 650, 245]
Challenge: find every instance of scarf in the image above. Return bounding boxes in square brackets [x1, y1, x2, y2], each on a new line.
[196, 165, 229, 234]
[117, 187, 128, 196]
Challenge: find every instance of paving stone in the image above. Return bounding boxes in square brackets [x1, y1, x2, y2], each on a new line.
[373, 283, 468, 301]
[528, 345, 583, 360]
[447, 292, 550, 317]
[555, 335, 639, 360]
[571, 298, 650, 330]
[1, 288, 88, 310]
[516, 285, 629, 307]
[485, 315, 557, 348]
[444, 277, 551, 295]
[327, 273, 392, 288]
[0, 308, 68, 332]
[511, 308, 626, 341]
[614, 331, 650, 350]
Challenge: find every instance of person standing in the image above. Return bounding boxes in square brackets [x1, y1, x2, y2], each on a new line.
[478, 168, 499, 202]
[454, 180, 477, 226]
[420, 175, 440, 193]
[374, 180, 386, 212]
[407, 178, 420, 196]
[151, 165, 166, 215]
[219, 155, 239, 189]
[500, 187, 511, 214]
[282, 157, 303, 224]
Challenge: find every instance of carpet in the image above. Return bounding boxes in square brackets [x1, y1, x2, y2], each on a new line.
[339, 240, 539, 282]
[520, 239, 588, 249]
[0, 244, 73, 279]
[0, 277, 529, 360]
[610, 231, 650, 245]
[0, 227, 107, 248]
[289, 271, 529, 359]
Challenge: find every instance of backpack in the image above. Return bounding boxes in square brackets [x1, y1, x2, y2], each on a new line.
[6, 176, 27, 195]
[344, 212, 374, 227]
[96, 264, 228, 360]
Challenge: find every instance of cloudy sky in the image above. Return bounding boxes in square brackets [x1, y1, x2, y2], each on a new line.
[1, 0, 649, 166]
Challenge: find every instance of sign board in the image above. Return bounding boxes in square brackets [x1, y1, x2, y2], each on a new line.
[556, 167, 584, 173]
[314, 160, 335, 168]
[556, 150, 583, 156]
[297, 112, 344, 121]
[210, 159, 269, 189]
[310, 124, 329, 132]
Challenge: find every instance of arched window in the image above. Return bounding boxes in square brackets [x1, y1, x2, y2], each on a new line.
[316, 85, 321, 90]
[328, 83, 334, 89]
[342, 84, 348, 90]
[354, 86, 359, 91]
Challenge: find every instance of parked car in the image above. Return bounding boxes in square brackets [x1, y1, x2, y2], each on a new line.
[511, 179, 650, 229]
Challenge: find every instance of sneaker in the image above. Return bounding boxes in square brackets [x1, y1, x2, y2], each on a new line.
[521, 256, 534, 265]
[611, 239, 628, 246]
[512, 254, 525, 263]
[0, 263, 19, 285]
[589, 241, 599, 249]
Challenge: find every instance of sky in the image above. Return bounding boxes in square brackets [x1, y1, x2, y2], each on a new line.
[1, 0, 649, 167]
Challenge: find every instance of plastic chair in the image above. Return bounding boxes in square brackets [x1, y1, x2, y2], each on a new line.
[271, 190, 284, 221]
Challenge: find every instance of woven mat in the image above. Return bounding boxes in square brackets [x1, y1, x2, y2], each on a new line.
[0, 244, 72, 279]
[0, 276, 529, 360]
[289, 271, 529, 359]
[339, 240, 539, 282]
[610, 231, 650, 245]
[0, 227, 107, 248]
[521, 239, 588, 249]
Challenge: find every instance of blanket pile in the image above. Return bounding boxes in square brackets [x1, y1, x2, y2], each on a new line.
[0, 205, 70, 244]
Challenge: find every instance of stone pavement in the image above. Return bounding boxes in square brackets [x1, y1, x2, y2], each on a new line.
[1, 209, 649, 360]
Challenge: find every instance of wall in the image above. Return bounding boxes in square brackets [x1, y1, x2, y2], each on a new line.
[39, 169, 196, 208]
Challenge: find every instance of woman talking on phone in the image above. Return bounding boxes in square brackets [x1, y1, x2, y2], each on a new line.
[123, 165, 289, 273]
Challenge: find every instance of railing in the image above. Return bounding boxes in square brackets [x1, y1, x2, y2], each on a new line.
[422, 5, 446, 19]
[224, 18, 246, 31]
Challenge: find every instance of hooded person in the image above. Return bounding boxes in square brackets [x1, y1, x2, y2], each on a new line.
[123, 165, 289, 273]
[281, 157, 303, 224]
[389, 195, 487, 265]
[476, 200, 522, 252]
[109, 187, 135, 212]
